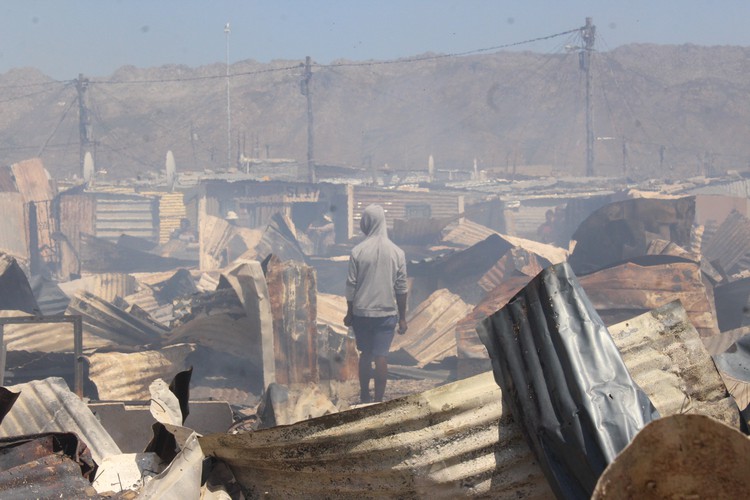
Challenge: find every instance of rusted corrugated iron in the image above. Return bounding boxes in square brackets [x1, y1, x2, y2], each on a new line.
[58, 273, 138, 303]
[703, 209, 750, 275]
[390, 289, 472, 367]
[199, 371, 553, 498]
[477, 246, 543, 292]
[57, 192, 96, 253]
[0, 433, 99, 499]
[593, 415, 750, 499]
[66, 290, 167, 349]
[410, 234, 513, 306]
[266, 257, 318, 386]
[455, 275, 532, 378]
[353, 187, 463, 229]
[608, 300, 738, 426]
[569, 196, 695, 274]
[8, 159, 58, 270]
[0, 377, 121, 464]
[646, 238, 723, 283]
[441, 219, 568, 264]
[88, 343, 196, 400]
[578, 259, 721, 340]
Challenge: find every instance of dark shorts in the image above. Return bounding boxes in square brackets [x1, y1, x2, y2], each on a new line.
[352, 315, 398, 357]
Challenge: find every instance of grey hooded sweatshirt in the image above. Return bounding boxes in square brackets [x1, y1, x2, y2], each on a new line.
[346, 204, 408, 317]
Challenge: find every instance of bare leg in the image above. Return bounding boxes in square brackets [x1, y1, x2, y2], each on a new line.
[373, 355, 388, 402]
[359, 352, 372, 403]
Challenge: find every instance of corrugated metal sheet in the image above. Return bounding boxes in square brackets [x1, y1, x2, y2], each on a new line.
[88, 344, 196, 400]
[476, 262, 657, 499]
[0, 310, 75, 352]
[390, 289, 473, 367]
[316, 293, 348, 335]
[266, 258, 318, 386]
[687, 177, 750, 198]
[66, 291, 167, 349]
[122, 288, 174, 327]
[0, 433, 99, 499]
[0, 377, 121, 464]
[0, 193, 28, 262]
[199, 371, 553, 498]
[353, 187, 462, 229]
[441, 219, 567, 263]
[455, 275, 532, 362]
[58, 273, 138, 302]
[703, 210, 750, 275]
[579, 260, 721, 340]
[141, 191, 187, 244]
[58, 193, 96, 254]
[2, 160, 58, 268]
[9, 158, 56, 202]
[608, 301, 738, 426]
[477, 247, 543, 292]
[93, 192, 158, 242]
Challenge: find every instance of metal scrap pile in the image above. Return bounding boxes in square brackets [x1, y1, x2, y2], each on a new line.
[1, 157, 750, 497]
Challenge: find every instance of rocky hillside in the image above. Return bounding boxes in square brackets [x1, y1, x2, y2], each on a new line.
[2, 43, 750, 180]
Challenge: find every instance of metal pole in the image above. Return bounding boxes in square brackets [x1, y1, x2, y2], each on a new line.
[582, 17, 596, 177]
[225, 22, 232, 171]
[0, 325, 5, 387]
[73, 316, 83, 398]
[302, 56, 316, 183]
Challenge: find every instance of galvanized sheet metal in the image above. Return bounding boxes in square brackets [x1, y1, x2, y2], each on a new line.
[353, 187, 462, 229]
[0, 377, 121, 464]
[93, 193, 158, 242]
[0, 310, 75, 352]
[608, 300, 739, 427]
[477, 262, 658, 499]
[199, 371, 553, 498]
[88, 344, 196, 400]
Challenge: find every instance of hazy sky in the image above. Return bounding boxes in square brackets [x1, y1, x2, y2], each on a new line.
[0, 0, 746, 80]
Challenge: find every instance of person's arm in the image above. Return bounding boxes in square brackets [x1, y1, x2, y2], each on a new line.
[344, 300, 353, 327]
[396, 293, 408, 334]
[345, 255, 357, 326]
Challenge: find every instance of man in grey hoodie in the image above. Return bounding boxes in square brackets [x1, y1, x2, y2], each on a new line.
[344, 204, 408, 403]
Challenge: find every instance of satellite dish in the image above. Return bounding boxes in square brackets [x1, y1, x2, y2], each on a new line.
[165, 150, 176, 191]
[83, 151, 94, 183]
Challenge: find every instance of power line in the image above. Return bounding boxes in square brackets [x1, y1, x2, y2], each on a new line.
[317, 28, 581, 69]
[85, 27, 580, 86]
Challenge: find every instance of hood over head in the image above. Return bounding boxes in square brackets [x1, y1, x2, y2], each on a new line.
[360, 204, 388, 237]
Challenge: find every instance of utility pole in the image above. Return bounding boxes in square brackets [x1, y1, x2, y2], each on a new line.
[224, 22, 232, 171]
[581, 17, 596, 177]
[76, 73, 91, 173]
[301, 56, 316, 183]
